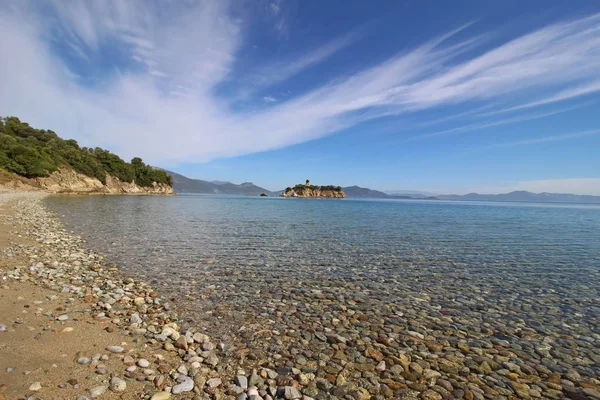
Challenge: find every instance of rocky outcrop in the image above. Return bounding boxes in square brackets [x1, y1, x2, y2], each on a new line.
[1, 168, 172, 194]
[281, 185, 346, 198]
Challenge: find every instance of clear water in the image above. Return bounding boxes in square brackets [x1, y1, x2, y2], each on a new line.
[44, 195, 600, 343]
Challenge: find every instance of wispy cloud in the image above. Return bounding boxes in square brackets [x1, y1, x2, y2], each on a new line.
[479, 129, 600, 149]
[233, 30, 360, 99]
[0, 2, 599, 165]
[407, 103, 589, 141]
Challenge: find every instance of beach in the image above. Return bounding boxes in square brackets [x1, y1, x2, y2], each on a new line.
[0, 192, 235, 400]
[1, 192, 600, 400]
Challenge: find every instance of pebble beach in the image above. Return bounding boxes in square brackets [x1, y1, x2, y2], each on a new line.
[1, 192, 600, 400]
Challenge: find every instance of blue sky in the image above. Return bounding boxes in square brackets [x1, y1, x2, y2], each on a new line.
[1, 0, 599, 194]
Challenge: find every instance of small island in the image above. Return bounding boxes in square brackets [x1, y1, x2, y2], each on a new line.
[281, 179, 346, 198]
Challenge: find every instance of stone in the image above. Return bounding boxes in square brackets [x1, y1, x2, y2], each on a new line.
[57, 314, 69, 321]
[172, 377, 194, 394]
[89, 385, 108, 398]
[421, 389, 442, 400]
[138, 359, 150, 368]
[235, 375, 248, 389]
[283, 386, 302, 399]
[77, 357, 90, 365]
[105, 345, 124, 353]
[175, 336, 188, 350]
[29, 382, 42, 391]
[110, 377, 127, 392]
[583, 389, 600, 399]
[150, 392, 171, 400]
[206, 378, 222, 388]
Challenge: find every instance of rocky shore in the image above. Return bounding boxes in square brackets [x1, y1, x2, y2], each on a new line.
[2, 191, 600, 400]
[0, 192, 303, 400]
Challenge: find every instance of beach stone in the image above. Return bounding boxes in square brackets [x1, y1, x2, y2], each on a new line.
[57, 314, 69, 321]
[234, 375, 248, 389]
[583, 389, 600, 399]
[138, 359, 150, 368]
[110, 377, 127, 392]
[77, 357, 90, 365]
[105, 345, 124, 353]
[420, 389, 442, 400]
[283, 386, 302, 399]
[206, 378, 222, 388]
[29, 382, 42, 391]
[89, 385, 108, 398]
[150, 392, 171, 400]
[172, 377, 194, 394]
[175, 336, 188, 350]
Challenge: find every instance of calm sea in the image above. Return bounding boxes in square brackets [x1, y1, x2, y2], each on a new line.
[44, 195, 600, 342]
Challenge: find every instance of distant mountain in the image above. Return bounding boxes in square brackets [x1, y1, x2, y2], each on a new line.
[342, 186, 416, 199]
[385, 190, 437, 197]
[166, 171, 272, 195]
[211, 180, 231, 185]
[437, 190, 600, 204]
[343, 186, 392, 198]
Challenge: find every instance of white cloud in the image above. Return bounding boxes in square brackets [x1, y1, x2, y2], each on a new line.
[263, 96, 277, 102]
[0, 3, 599, 166]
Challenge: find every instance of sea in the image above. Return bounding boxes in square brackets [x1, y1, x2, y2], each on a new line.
[44, 194, 600, 382]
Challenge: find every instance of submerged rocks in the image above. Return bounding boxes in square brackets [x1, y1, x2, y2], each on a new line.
[3, 191, 600, 400]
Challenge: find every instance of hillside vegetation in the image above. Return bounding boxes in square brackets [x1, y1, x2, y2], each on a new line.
[0, 116, 171, 187]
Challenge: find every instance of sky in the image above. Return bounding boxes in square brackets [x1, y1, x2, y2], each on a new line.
[1, 0, 599, 195]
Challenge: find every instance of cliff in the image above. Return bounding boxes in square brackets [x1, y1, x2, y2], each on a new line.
[281, 184, 346, 198]
[0, 168, 173, 195]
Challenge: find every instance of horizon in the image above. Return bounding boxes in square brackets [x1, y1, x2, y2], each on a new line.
[172, 171, 600, 197]
[1, 1, 600, 195]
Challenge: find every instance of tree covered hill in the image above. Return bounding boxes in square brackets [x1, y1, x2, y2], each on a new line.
[0, 116, 171, 187]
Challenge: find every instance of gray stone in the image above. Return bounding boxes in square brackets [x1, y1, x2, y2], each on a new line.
[89, 385, 108, 398]
[284, 386, 302, 399]
[137, 359, 150, 368]
[109, 377, 127, 392]
[234, 375, 248, 389]
[105, 345, 124, 353]
[172, 377, 194, 394]
[206, 378, 222, 388]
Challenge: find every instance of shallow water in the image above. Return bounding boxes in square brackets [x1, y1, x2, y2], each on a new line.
[45, 195, 600, 386]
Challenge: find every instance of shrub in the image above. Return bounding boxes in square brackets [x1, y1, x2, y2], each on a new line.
[0, 116, 172, 187]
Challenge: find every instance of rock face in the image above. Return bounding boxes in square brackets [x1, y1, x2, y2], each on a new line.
[281, 184, 346, 198]
[1, 168, 172, 194]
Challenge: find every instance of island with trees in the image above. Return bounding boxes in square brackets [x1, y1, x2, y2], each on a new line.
[281, 179, 346, 198]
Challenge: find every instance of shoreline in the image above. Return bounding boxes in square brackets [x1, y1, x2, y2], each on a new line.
[0, 191, 296, 400]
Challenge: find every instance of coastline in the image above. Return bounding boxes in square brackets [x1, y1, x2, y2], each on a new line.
[0, 191, 282, 400]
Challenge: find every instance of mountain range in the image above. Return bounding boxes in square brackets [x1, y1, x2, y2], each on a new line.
[167, 171, 600, 204]
[436, 191, 600, 203]
[167, 170, 273, 195]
